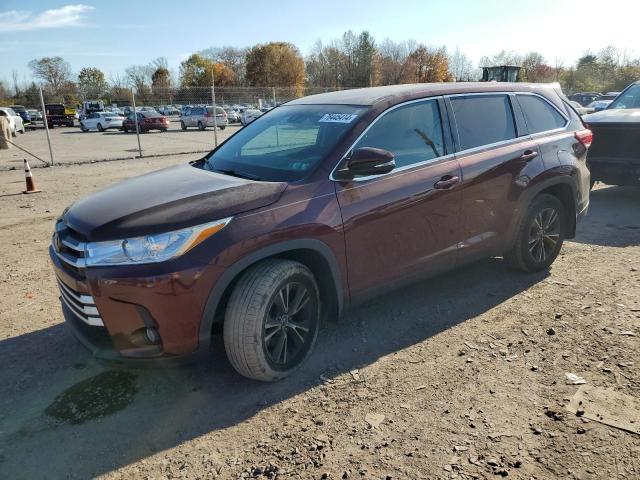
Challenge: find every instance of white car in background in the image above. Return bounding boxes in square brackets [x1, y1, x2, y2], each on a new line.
[80, 112, 125, 132]
[240, 108, 262, 126]
[0, 107, 25, 136]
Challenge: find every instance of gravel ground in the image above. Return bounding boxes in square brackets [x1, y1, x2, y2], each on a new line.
[0, 157, 638, 480]
[0, 120, 241, 170]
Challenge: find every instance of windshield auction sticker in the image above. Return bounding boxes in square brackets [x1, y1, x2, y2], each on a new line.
[319, 113, 358, 123]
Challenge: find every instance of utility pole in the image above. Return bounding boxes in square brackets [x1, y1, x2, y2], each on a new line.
[39, 88, 54, 165]
[131, 91, 142, 158]
[211, 68, 218, 147]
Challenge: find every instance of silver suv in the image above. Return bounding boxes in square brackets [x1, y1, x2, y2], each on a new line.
[180, 106, 228, 130]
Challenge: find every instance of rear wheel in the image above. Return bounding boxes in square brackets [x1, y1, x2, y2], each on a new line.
[97, 123, 104, 132]
[80, 123, 88, 132]
[505, 194, 566, 272]
[224, 259, 320, 382]
[181, 121, 187, 131]
[123, 125, 129, 133]
[198, 121, 205, 131]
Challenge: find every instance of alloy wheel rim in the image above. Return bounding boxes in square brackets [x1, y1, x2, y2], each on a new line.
[528, 207, 560, 262]
[264, 282, 313, 368]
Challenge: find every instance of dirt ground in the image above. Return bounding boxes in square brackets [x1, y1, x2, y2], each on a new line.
[0, 156, 638, 480]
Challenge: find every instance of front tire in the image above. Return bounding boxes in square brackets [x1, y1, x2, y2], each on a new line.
[505, 194, 566, 272]
[223, 260, 320, 382]
[97, 123, 104, 132]
[181, 121, 187, 131]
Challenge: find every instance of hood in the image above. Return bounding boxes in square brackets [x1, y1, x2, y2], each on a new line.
[583, 108, 640, 124]
[64, 163, 287, 241]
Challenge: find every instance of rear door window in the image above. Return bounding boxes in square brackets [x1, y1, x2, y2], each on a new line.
[450, 95, 516, 151]
[517, 94, 567, 134]
[353, 99, 445, 169]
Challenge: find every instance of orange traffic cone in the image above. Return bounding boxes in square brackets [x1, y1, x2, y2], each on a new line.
[23, 159, 41, 194]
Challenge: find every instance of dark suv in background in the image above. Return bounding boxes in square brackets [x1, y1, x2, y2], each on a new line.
[50, 83, 591, 381]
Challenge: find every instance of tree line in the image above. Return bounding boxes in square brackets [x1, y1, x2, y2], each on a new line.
[2, 30, 639, 107]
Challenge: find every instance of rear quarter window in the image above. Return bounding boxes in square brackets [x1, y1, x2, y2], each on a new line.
[517, 94, 567, 134]
[450, 95, 516, 151]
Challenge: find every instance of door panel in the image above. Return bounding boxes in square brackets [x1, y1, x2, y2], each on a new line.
[336, 157, 462, 299]
[455, 138, 544, 259]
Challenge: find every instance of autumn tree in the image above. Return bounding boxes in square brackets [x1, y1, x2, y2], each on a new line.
[378, 39, 415, 85]
[520, 52, 555, 82]
[200, 46, 248, 85]
[78, 67, 108, 99]
[245, 42, 305, 90]
[28, 56, 72, 94]
[402, 46, 452, 83]
[179, 54, 236, 88]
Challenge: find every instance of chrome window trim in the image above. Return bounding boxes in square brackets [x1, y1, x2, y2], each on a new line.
[512, 92, 570, 136]
[329, 96, 446, 183]
[448, 91, 571, 156]
[328, 90, 572, 183]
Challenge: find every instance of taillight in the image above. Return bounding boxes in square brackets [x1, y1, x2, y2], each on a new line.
[575, 129, 593, 148]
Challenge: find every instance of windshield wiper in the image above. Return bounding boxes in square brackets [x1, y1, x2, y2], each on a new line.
[213, 168, 262, 181]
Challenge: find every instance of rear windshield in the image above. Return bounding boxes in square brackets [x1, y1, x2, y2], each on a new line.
[142, 111, 162, 118]
[608, 84, 640, 110]
[204, 104, 365, 182]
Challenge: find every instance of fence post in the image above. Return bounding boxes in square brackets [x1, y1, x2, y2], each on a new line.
[211, 70, 218, 148]
[272, 87, 276, 106]
[39, 88, 55, 165]
[131, 91, 142, 158]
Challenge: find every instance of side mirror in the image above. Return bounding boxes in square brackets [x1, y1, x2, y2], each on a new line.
[336, 147, 395, 180]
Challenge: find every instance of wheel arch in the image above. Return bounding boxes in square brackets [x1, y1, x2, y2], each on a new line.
[198, 239, 344, 349]
[506, 176, 578, 250]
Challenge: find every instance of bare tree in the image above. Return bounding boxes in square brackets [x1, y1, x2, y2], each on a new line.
[449, 48, 474, 81]
[28, 56, 72, 93]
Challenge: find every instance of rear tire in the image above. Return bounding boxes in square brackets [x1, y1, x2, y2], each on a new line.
[80, 123, 88, 132]
[181, 121, 187, 131]
[97, 123, 104, 132]
[505, 194, 566, 272]
[223, 259, 321, 382]
[198, 121, 205, 131]
[123, 125, 129, 133]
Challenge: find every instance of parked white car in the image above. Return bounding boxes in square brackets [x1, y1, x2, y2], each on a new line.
[0, 107, 25, 136]
[241, 108, 262, 126]
[80, 112, 125, 132]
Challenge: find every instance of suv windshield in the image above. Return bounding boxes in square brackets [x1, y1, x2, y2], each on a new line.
[608, 84, 640, 110]
[204, 104, 365, 181]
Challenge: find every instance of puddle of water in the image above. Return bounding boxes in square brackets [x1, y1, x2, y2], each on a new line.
[45, 370, 138, 425]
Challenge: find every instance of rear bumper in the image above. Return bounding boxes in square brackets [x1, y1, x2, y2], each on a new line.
[588, 157, 640, 186]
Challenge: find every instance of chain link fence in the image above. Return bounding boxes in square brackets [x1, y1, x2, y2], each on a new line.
[0, 86, 347, 170]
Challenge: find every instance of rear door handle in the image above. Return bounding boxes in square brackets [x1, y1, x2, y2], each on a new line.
[434, 175, 460, 189]
[520, 150, 539, 162]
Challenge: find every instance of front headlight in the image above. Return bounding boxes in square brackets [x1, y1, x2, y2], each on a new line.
[84, 217, 232, 267]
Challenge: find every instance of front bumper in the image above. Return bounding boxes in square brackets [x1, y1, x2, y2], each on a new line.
[50, 246, 221, 364]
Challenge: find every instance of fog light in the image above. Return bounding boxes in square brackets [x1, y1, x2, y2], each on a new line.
[145, 327, 160, 344]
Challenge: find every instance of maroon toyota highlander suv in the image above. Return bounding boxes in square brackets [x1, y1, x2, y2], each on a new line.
[50, 83, 591, 381]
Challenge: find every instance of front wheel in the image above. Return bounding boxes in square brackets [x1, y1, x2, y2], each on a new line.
[505, 194, 566, 272]
[181, 121, 187, 131]
[97, 123, 104, 132]
[223, 260, 321, 382]
[123, 125, 129, 133]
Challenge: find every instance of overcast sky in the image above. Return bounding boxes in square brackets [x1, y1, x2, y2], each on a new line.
[1, 0, 639, 85]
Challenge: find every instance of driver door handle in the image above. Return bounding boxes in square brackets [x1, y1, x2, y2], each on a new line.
[434, 175, 460, 189]
[520, 150, 539, 162]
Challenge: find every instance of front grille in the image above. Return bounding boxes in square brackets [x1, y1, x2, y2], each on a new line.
[52, 220, 87, 274]
[589, 125, 640, 160]
[56, 275, 104, 327]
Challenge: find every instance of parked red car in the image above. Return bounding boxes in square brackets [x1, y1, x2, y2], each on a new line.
[122, 111, 169, 133]
[51, 83, 591, 381]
